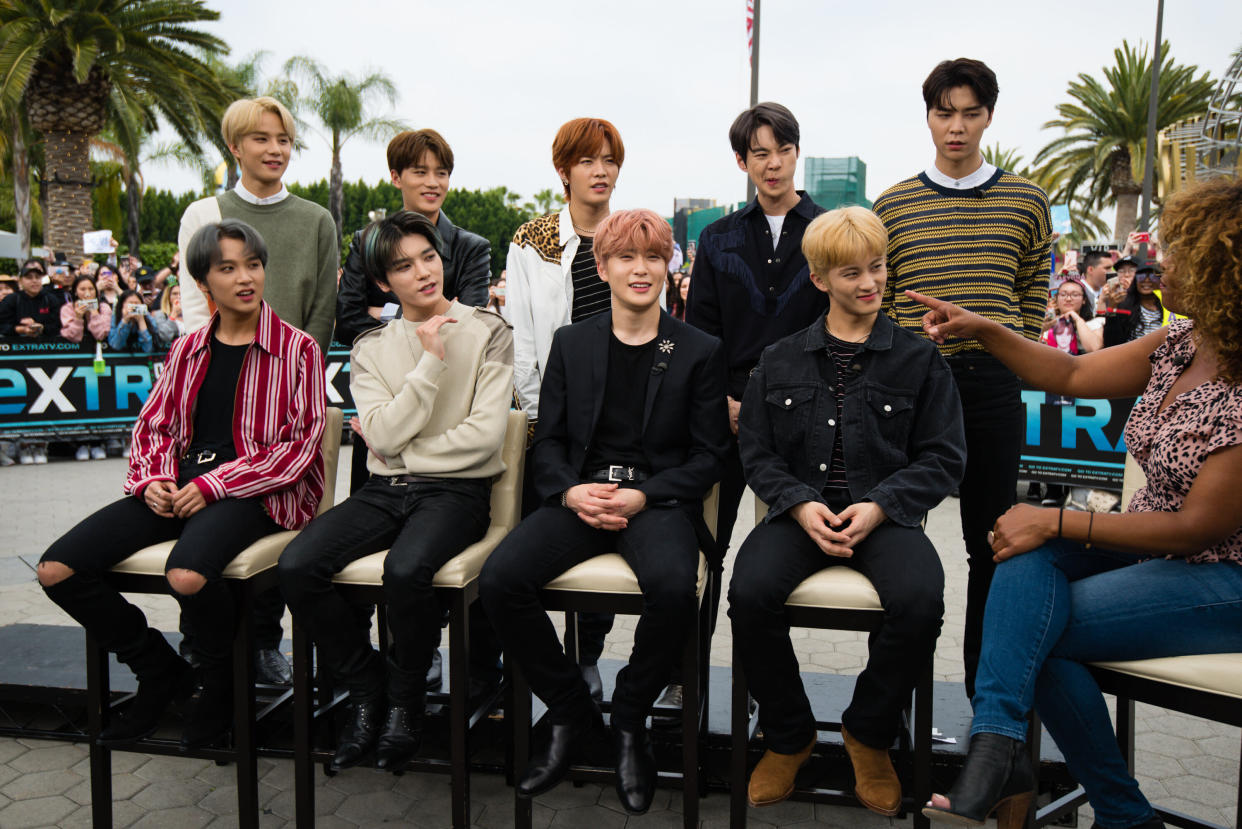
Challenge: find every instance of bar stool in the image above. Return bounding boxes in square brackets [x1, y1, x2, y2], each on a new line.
[729, 496, 932, 829]
[511, 487, 719, 829]
[87, 406, 344, 829]
[292, 408, 527, 829]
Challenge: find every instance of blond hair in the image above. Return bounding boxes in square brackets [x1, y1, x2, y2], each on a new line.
[220, 96, 296, 148]
[801, 206, 888, 275]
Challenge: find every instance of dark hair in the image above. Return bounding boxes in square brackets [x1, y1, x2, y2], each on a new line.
[185, 219, 269, 285]
[729, 102, 800, 160]
[1081, 250, 1111, 271]
[1056, 278, 1094, 321]
[113, 289, 145, 325]
[922, 58, 999, 114]
[70, 274, 97, 299]
[361, 210, 444, 287]
[19, 258, 45, 275]
[387, 129, 455, 175]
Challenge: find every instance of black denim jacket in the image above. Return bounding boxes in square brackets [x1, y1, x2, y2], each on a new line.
[738, 312, 966, 527]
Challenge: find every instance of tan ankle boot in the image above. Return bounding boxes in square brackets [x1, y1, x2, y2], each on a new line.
[842, 726, 901, 816]
[747, 737, 815, 807]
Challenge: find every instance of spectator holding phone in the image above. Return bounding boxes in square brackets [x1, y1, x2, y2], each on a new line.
[109, 289, 162, 353]
[1042, 278, 1102, 354]
[0, 259, 63, 340]
[1103, 263, 1181, 348]
[151, 282, 185, 342]
[96, 265, 122, 308]
[60, 275, 112, 346]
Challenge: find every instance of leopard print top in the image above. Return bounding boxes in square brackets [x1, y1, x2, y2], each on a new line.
[511, 212, 563, 266]
[1124, 320, 1242, 564]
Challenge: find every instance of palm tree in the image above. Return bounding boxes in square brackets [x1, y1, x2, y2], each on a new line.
[283, 57, 408, 236]
[1034, 40, 1216, 242]
[980, 143, 1110, 241]
[0, 0, 233, 257]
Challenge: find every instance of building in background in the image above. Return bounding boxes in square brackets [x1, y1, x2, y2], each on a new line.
[805, 156, 871, 211]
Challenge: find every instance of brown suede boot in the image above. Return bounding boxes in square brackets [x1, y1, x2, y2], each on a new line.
[842, 726, 901, 816]
[747, 737, 816, 807]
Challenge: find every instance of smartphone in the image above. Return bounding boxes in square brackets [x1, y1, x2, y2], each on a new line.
[1133, 232, 1150, 244]
[77, 299, 98, 311]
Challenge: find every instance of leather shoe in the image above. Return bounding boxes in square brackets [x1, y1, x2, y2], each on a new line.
[517, 707, 604, 798]
[255, 647, 292, 686]
[426, 648, 443, 691]
[747, 736, 815, 807]
[331, 698, 384, 772]
[375, 704, 421, 771]
[580, 663, 603, 701]
[181, 672, 233, 749]
[651, 683, 683, 730]
[614, 726, 657, 815]
[842, 726, 901, 816]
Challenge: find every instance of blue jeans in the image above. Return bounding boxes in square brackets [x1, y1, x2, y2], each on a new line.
[971, 540, 1242, 829]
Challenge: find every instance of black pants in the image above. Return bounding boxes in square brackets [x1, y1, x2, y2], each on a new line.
[948, 354, 1022, 698]
[279, 475, 492, 704]
[41, 494, 278, 670]
[728, 514, 944, 752]
[480, 503, 699, 732]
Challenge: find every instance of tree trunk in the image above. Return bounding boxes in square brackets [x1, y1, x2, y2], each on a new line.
[126, 171, 142, 252]
[42, 129, 94, 258]
[329, 142, 344, 238]
[10, 114, 31, 262]
[1110, 148, 1142, 243]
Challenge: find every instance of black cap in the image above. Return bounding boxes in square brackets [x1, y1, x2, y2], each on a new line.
[1136, 262, 1162, 276]
[134, 266, 156, 283]
[19, 259, 45, 275]
[1114, 256, 1139, 270]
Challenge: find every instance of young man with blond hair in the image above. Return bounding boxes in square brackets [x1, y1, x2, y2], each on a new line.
[175, 96, 339, 684]
[730, 207, 964, 813]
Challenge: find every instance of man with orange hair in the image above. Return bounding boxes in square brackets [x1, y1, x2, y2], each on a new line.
[482, 209, 730, 814]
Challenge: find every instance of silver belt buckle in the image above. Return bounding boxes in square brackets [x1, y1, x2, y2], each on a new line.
[195, 450, 216, 464]
[607, 465, 625, 482]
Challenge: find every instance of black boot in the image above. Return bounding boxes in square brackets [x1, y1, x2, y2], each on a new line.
[1091, 819, 1164, 829]
[375, 703, 422, 771]
[517, 705, 604, 798]
[99, 628, 195, 746]
[332, 698, 384, 771]
[923, 733, 1035, 829]
[181, 669, 233, 749]
[614, 726, 657, 815]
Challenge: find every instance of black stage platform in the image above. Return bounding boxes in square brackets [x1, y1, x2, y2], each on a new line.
[0, 623, 1080, 822]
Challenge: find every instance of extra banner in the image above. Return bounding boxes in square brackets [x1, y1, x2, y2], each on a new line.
[0, 341, 356, 439]
[1018, 386, 1136, 490]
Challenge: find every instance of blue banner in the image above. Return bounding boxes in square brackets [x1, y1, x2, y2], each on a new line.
[1018, 387, 1135, 490]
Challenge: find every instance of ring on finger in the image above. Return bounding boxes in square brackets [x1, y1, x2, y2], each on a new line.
[987, 530, 996, 545]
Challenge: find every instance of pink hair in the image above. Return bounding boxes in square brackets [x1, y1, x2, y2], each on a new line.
[592, 209, 674, 270]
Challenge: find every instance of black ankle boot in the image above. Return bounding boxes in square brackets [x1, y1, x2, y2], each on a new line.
[181, 670, 233, 749]
[332, 698, 384, 771]
[517, 706, 604, 798]
[1091, 818, 1165, 829]
[614, 725, 657, 814]
[375, 703, 422, 771]
[98, 628, 195, 747]
[923, 733, 1035, 829]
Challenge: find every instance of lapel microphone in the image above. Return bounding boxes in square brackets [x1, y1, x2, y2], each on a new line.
[651, 361, 668, 376]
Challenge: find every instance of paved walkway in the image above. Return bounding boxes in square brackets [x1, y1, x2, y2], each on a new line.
[0, 456, 1235, 827]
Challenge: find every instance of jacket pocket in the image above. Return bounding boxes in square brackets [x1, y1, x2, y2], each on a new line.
[864, 383, 915, 463]
[764, 384, 817, 455]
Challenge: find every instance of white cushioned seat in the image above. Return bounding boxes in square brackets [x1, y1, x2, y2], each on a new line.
[109, 407, 344, 581]
[543, 552, 709, 596]
[785, 565, 882, 610]
[1092, 653, 1242, 700]
[331, 409, 528, 591]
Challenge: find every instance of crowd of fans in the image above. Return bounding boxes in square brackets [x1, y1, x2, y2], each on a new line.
[0, 252, 185, 465]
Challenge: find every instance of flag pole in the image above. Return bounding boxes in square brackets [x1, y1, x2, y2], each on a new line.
[1137, 0, 1163, 260]
[746, 0, 761, 203]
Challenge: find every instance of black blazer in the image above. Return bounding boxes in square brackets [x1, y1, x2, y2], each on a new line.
[531, 311, 731, 550]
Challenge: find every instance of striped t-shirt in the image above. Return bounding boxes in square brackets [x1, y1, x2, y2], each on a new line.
[570, 237, 611, 323]
[874, 169, 1053, 356]
[822, 333, 861, 501]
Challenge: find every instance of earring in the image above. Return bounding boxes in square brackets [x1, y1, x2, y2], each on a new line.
[561, 180, 568, 186]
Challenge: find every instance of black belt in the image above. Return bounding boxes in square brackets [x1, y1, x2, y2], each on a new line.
[586, 465, 649, 483]
[383, 474, 445, 486]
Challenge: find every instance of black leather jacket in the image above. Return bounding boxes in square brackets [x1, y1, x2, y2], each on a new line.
[334, 210, 492, 346]
[739, 312, 966, 527]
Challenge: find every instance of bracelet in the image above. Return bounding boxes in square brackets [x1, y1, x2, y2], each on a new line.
[1085, 512, 1094, 549]
[560, 489, 569, 508]
[1058, 508, 1064, 539]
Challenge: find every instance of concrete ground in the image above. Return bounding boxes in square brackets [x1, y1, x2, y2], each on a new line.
[0, 455, 1235, 828]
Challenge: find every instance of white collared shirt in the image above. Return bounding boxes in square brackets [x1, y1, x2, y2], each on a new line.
[925, 160, 997, 191]
[234, 180, 289, 206]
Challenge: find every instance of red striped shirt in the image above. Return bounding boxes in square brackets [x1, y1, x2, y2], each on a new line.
[124, 302, 327, 529]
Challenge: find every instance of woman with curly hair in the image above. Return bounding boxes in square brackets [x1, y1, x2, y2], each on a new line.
[908, 176, 1242, 829]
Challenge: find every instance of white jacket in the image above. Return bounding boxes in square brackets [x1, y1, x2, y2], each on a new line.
[504, 208, 580, 419]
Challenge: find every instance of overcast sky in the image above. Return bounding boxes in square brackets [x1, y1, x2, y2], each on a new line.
[145, 0, 1242, 218]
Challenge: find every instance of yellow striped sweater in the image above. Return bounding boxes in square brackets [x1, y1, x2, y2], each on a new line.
[874, 170, 1053, 356]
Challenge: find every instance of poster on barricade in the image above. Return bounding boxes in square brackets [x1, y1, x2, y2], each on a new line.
[1018, 385, 1136, 490]
[0, 341, 356, 439]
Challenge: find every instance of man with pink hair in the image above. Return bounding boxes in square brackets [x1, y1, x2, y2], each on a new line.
[481, 209, 730, 814]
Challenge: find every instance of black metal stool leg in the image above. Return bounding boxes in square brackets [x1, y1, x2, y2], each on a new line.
[292, 621, 315, 828]
[680, 586, 701, 828]
[233, 582, 260, 829]
[512, 661, 533, 829]
[86, 629, 114, 829]
[913, 656, 933, 829]
[730, 636, 749, 829]
[448, 590, 471, 828]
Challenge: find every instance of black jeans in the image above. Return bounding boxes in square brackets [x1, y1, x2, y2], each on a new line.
[728, 514, 944, 752]
[41, 493, 278, 670]
[279, 475, 492, 704]
[947, 354, 1022, 698]
[480, 503, 699, 732]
